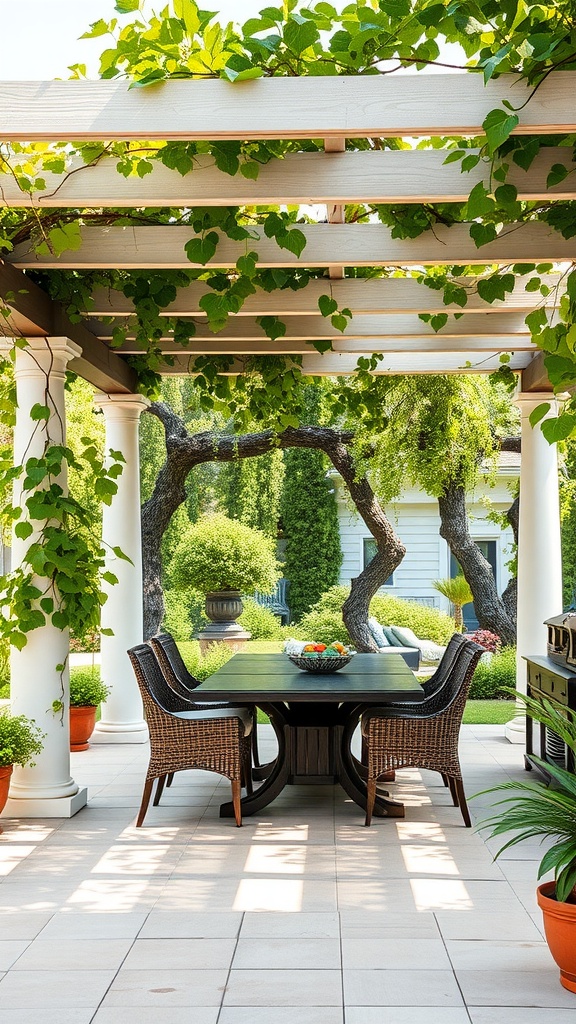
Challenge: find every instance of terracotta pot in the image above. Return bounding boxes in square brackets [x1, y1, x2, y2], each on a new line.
[69, 706, 97, 752]
[0, 765, 13, 825]
[537, 881, 576, 992]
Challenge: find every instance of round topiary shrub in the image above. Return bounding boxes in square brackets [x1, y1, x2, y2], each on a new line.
[238, 599, 284, 640]
[468, 646, 517, 700]
[171, 514, 279, 595]
[69, 669, 111, 707]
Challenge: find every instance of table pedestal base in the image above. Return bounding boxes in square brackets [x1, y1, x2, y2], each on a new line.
[219, 702, 405, 820]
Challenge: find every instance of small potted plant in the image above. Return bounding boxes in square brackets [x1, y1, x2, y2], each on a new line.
[171, 514, 279, 647]
[0, 710, 44, 821]
[69, 670, 111, 751]
[477, 691, 576, 992]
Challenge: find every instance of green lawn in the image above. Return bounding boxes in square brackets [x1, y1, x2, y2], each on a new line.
[462, 700, 516, 725]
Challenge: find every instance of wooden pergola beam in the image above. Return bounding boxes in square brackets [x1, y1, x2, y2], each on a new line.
[521, 352, 554, 392]
[111, 337, 534, 356]
[10, 222, 574, 269]
[1, 74, 575, 141]
[94, 312, 537, 343]
[3, 148, 575, 209]
[0, 263, 137, 393]
[160, 350, 533, 375]
[89, 275, 561, 318]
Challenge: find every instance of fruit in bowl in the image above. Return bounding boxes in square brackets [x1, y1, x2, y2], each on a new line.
[286, 641, 354, 673]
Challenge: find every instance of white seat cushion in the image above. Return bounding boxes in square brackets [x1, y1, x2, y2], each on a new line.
[174, 706, 253, 734]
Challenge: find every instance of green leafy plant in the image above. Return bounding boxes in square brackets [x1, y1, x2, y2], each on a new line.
[477, 692, 576, 903]
[238, 598, 284, 640]
[69, 669, 110, 708]
[432, 575, 474, 632]
[170, 513, 279, 594]
[0, 710, 44, 768]
[468, 646, 516, 700]
[177, 639, 234, 681]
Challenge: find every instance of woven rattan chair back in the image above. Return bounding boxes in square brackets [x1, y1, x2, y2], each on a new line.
[149, 632, 201, 698]
[362, 639, 484, 827]
[421, 632, 469, 698]
[127, 643, 249, 827]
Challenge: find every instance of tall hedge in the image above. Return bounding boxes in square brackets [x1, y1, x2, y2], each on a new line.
[280, 389, 342, 621]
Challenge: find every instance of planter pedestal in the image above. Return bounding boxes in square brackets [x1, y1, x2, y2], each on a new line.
[196, 590, 251, 654]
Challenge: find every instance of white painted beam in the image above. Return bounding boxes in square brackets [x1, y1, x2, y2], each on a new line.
[111, 336, 534, 355]
[10, 222, 574, 269]
[1, 74, 575, 142]
[160, 350, 532, 375]
[89, 275, 562, 318]
[94, 312, 537, 343]
[3, 148, 575, 208]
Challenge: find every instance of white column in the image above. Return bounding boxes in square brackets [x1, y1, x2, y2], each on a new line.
[91, 394, 150, 743]
[506, 392, 563, 743]
[1, 337, 87, 818]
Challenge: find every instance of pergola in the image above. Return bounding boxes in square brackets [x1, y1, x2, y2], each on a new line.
[0, 72, 567, 818]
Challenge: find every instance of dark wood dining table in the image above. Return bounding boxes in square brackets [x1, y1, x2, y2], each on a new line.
[193, 652, 424, 820]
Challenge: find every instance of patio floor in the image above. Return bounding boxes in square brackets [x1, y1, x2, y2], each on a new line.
[0, 723, 574, 1022]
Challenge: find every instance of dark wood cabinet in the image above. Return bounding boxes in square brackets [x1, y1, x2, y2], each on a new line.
[524, 655, 576, 778]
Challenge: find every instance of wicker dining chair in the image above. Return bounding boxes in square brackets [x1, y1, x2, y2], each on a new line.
[128, 643, 253, 827]
[361, 639, 484, 827]
[150, 632, 261, 769]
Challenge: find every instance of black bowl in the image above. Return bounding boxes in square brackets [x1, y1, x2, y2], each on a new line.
[287, 653, 353, 673]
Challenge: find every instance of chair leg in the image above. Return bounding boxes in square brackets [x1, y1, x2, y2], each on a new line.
[251, 713, 261, 768]
[447, 775, 459, 806]
[243, 747, 253, 796]
[153, 775, 167, 806]
[365, 778, 377, 827]
[453, 778, 472, 827]
[166, 772, 174, 788]
[441, 772, 449, 788]
[136, 779, 154, 827]
[231, 779, 242, 827]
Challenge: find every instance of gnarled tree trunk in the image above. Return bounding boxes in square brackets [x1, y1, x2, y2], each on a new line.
[141, 404, 405, 649]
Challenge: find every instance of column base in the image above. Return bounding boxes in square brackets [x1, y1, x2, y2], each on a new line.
[505, 715, 526, 744]
[91, 722, 149, 744]
[1, 786, 88, 819]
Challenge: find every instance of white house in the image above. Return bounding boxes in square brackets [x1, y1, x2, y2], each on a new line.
[333, 452, 520, 631]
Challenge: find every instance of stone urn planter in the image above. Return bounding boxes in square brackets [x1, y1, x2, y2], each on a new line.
[197, 590, 251, 653]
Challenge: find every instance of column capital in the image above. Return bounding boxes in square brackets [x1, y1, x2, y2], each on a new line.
[94, 393, 151, 421]
[0, 337, 82, 374]
[514, 392, 563, 417]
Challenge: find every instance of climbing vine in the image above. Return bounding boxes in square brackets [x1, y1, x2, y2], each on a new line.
[2, 0, 576, 656]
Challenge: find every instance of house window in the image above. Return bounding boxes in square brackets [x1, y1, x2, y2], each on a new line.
[450, 541, 497, 630]
[363, 538, 394, 585]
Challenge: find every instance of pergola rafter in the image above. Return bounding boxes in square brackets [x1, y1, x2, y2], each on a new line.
[9, 221, 574, 270]
[3, 148, 575, 209]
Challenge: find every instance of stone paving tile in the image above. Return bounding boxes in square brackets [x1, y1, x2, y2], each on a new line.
[92, 1010, 219, 1024]
[232, 937, 341, 970]
[239, 911, 340, 938]
[341, 936, 451, 971]
[456, 969, 576, 1008]
[346, 1010, 471, 1024]
[0, 969, 117, 1008]
[469, 1009, 576, 1024]
[223, 968, 343, 1006]
[101, 968, 229, 1007]
[0, 942, 29, 971]
[121, 937, 236, 970]
[139, 911, 242, 938]
[343, 968, 465, 1006]
[219, 1010, 343, 1023]
[11, 938, 134, 971]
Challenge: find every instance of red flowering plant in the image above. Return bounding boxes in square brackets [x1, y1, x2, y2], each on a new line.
[464, 629, 501, 653]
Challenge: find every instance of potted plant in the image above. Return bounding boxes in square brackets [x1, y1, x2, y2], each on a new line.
[477, 691, 576, 992]
[0, 710, 44, 823]
[171, 514, 279, 647]
[69, 670, 111, 751]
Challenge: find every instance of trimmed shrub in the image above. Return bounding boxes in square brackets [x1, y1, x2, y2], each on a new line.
[291, 585, 455, 647]
[465, 629, 502, 653]
[370, 594, 455, 645]
[177, 640, 235, 681]
[162, 586, 207, 641]
[69, 668, 110, 707]
[468, 646, 517, 700]
[171, 514, 279, 594]
[238, 599, 284, 640]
